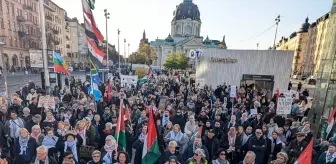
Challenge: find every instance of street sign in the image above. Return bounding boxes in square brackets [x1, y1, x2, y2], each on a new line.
[189, 50, 196, 59]
[276, 97, 292, 115]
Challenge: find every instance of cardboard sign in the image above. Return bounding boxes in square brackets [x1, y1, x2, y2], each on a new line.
[276, 97, 292, 115]
[230, 86, 236, 98]
[250, 108, 258, 115]
[79, 145, 95, 158]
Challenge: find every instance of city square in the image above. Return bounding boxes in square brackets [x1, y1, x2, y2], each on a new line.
[0, 0, 334, 164]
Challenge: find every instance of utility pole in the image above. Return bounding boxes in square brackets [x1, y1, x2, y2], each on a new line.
[128, 43, 130, 59]
[273, 15, 281, 49]
[118, 29, 120, 71]
[104, 9, 110, 69]
[39, 0, 50, 93]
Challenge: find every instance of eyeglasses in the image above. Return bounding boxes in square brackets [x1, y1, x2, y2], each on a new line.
[220, 153, 226, 156]
[194, 153, 199, 156]
[256, 132, 262, 134]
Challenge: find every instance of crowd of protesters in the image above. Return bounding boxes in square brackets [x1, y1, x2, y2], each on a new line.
[0, 71, 334, 164]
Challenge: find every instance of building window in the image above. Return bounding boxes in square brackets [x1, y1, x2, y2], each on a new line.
[0, 18, 4, 29]
[8, 37, 12, 46]
[16, 8, 19, 16]
[7, 20, 10, 30]
[14, 37, 17, 47]
[11, 4, 14, 15]
[5, 1, 8, 13]
[24, 12, 27, 20]
[0, 0, 2, 11]
[12, 22, 15, 31]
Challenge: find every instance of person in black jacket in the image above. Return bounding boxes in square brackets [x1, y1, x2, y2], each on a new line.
[31, 145, 58, 164]
[248, 129, 267, 164]
[171, 109, 186, 131]
[159, 140, 183, 164]
[203, 129, 220, 161]
[286, 132, 308, 164]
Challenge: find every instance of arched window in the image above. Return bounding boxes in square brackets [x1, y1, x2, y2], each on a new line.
[12, 54, 18, 67]
[175, 25, 181, 34]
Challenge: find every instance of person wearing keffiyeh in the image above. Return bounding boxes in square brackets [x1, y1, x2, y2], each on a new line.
[61, 133, 82, 163]
[14, 128, 37, 164]
[101, 135, 119, 164]
[318, 143, 336, 164]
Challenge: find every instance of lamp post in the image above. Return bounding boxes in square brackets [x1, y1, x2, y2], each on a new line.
[118, 29, 120, 71]
[39, 0, 50, 93]
[273, 15, 281, 49]
[104, 9, 110, 69]
[0, 36, 8, 96]
[128, 43, 130, 62]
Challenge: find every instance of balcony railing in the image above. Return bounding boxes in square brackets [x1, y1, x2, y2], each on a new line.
[16, 16, 25, 22]
[45, 15, 52, 21]
[23, 5, 33, 11]
[18, 31, 25, 37]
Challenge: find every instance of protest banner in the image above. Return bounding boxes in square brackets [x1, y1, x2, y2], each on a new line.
[276, 97, 292, 115]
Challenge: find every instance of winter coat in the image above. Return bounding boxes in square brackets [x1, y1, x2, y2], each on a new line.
[248, 136, 266, 164]
[14, 137, 37, 164]
[317, 152, 336, 164]
[183, 144, 209, 161]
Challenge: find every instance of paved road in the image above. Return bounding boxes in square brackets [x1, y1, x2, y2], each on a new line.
[0, 71, 86, 94]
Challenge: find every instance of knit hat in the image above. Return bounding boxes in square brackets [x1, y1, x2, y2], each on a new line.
[329, 143, 336, 147]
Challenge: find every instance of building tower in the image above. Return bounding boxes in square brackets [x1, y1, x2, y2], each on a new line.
[171, 0, 201, 37]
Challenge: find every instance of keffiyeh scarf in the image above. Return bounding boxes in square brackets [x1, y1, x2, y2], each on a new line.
[42, 136, 58, 148]
[64, 140, 78, 162]
[19, 136, 29, 155]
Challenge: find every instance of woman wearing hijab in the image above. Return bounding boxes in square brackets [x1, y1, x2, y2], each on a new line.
[100, 122, 114, 147]
[100, 135, 120, 164]
[14, 128, 37, 164]
[30, 125, 44, 146]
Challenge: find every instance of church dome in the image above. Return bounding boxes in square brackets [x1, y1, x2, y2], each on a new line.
[173, 0, 201, 21]
[297, 17, 310, 33]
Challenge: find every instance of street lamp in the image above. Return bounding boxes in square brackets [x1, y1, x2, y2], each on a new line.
[104, 9, 110, 69]
[0, 35, 8, 96]
[273, 15, 281, 49]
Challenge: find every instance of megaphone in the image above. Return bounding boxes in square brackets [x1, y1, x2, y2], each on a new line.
[189, 50, 196, 59]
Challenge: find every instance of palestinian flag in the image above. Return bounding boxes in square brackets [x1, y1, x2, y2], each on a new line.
[88, 0, 95, 10]
[295, 138, 313, 164]
[53, 51, 70, 75]
[324, 107, 336, 139]
[191, 126, 203, 141]
[115, 100, 126, 150]
[124, 105, 131, 121]
[142, 106, 161, 163]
